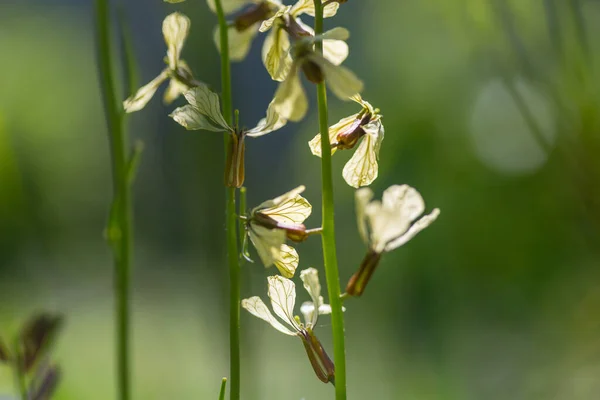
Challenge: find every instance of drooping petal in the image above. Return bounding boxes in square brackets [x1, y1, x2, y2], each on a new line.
[206, 0, 256, 14]
[241, 296, 296, 336]
[163, 78, 188, 105]
[382, 184, 425, 223]
[291, 0, 339, 18]
[385, 208, 441, 252]
[246, 99, 288, 137]
[342, 121, 384, 188]
[183, 85, 232, 131]
[308, 114, 358, 157]
[267, 275, 301, 331]
[318, 27, 350, 41]
[254, 186, 312, 224]
[273, 244, 299, 278]
[272, 65, 308, 121]
[169, 105, 228, 132]
[214, 25, 259, 62]
[259, 5, 292, 32]
[248, 224, 286, 267]
[163, 12, 191, 70]
[299, 268, 321, 327]
[355, 187, 374, 245]
[307, 53, 363, 100]
[262, 27, 292, 82]
[123, 70, 169, 113]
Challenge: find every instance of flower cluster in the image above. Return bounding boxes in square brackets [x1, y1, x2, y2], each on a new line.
[134, 0, 441, 388]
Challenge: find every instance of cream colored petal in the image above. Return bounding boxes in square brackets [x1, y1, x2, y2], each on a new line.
[214, 25, 259, 62]
[183, 85, 231, 130]
[267, 275, 301, 331]
[207, 0, 255, 14]
[163, 78, 188, 105]
[169, 105, 227, 132]
[385, 208, 440, 252]
[165, 0, 186, 3]
[355, 187, 374, 245]
[299, 268, 321, 326]
[272, 65, 308, 122]
[259, 5, 292, 32]
[254, 185, 306, 212]
[163, 12, 190, 70]
[262, 28, 292, 82]
[241, 296, 296, 336]
[123, 70, 169, 113]
[308, 114, 357, 157]
[291, 0, 339, 17]
[248, 224, 286, 267]
[307, 53, 363, 100]
[246, 99, 288, 137]
[322, 39, 348, 65]
[382, 184, 425, 222]
[259, 192, 312, 225]
[273, 244, 299, 278]
[318, 27, 349, 41]
[342, 131, 378, 188]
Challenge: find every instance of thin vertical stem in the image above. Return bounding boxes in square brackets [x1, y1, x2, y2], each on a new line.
[313, 1, 347, 398]
[13, 340, 27, 400]
[94, 2, 133, 400]
[219, 378, 228, 400]
[213, 1, 240, 399]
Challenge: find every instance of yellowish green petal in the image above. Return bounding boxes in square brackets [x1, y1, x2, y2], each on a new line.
[291, 0, 339, 18]
[182, 85, 232, 130]
[267, 275, 301, 331]
[169, 105, 229, 132]
[246, 99, 288, 137]
[272, 65, 308, 121]
[214, 25, 259, 62]
[299, 268, 321, 326]
[123, 70, 169, 113]
[163, 12, 190, 70]
[308, 114, 357, 157]
[255, 186, 312, 225]
[273, 244, 299, 278]
[355, 187, 374, 245]
[241, 296, 296, 336]
[262, 27, 292, 82]
[322, 39, 349, 65]
[259, 5, 292, 32]
[342, 121, 384, 188]
[163, 78, 188, 105]
[248, 224, 286, 267]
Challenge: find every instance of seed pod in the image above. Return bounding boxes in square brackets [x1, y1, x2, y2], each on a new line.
[346, 249, 382, 297]
[224, 131, 246, 188]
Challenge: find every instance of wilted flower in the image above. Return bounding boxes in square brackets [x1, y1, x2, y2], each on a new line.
[242, 268, 336, 383]
[272, 27, 363, 121]
[308, 94, 384, 188]
[246, 185, 312, 277]
[346, 185, 440, 296]
[170, 85, 287, 187]
[124, 13, 199, 113]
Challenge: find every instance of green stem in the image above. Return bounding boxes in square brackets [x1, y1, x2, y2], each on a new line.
[219, 378, 228, 400]
[313, 2, 347, 398]
[213, 1, 240, 399]
[13, 340, 27, 400]
[95, 2, 133, 400]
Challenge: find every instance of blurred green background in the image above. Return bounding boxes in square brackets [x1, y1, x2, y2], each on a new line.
[1, 0, 600, 398]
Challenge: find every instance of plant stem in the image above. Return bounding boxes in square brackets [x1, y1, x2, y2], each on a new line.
[313, 1, 347, 398]
[95, 2, 133, 400]
[213, 1, 240, 399]
[13, 340, 27, 400]
[219, 378, 228, 400]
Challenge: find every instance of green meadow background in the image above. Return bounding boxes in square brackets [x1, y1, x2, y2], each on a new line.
[1, 0, 600, 398]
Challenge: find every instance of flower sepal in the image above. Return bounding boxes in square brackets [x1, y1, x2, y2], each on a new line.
[299, 328, 335, 384]
[345, 248, 382, 297]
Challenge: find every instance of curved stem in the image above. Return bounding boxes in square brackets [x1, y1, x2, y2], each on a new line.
[313, 1, 347, 398]
[95, 1, 133, 400]
[213, 1, 240, 399]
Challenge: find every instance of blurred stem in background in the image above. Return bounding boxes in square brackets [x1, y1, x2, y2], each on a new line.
[213, 0, 241, 399]
[313, 1, 347, 398]
[94, 1, 141, 399]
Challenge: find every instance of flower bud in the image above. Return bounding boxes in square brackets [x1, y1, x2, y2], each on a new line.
[345, 249, 382, 297]
[285, 17, 312, 40]
[234, 2, 274, 31]
[299, 329, 335, 384]
[252, 213, 309, 242]
[334, 112, 372, 150]
[225, 131, 246, 188]
[301, 61, 324, 84]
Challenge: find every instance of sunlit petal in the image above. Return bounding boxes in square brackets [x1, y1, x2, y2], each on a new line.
[291, 0, 339, 17]
[246, 99, 288, 137]
[163, 12, 190, 70]
[183, 85, 232, 131]
[273, 244, 299, 278]
[255, 186, 312, 224]
[163, 78, 188, 105]
[355, 187, 374, 245]
[259, 5, 292, 32]
[262, 28, 292, 82]
[300, 268, 321, 326]
[307, 53, 363, 100]
[123, 70, 169, 113]
[382, 184, 424, 222]
[308, 114, 357, 157]
[267, 275, 301, 331]
[385, 208, 441, 252]
[272, 65, 308, 121]
[169, 105, 228, 132]
[241, 296, 296, 336]
[322, 39, 348, 65]
[248, 224, 286, 267]
[214, 25, 259, 62]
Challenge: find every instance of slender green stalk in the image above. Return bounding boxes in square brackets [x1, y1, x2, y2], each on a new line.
[95, 2, 133, 400]
[218, 378, 228, 400]
[13, 340, 27, 400]
[313, 2, 347, 398]
[239, 187, 247, 248]
[213, 1, 240, 399]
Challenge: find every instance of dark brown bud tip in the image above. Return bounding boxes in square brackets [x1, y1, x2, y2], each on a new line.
[20, 312, 63, 372]
[301, 61, 324, 84]
[225, 131, 246, 188]
[335, 112, 371, 150]
[234, 2, 274, 32]
[0, 337, 9, 363]
[252, 213, 308, 242]
[345, 249, 382, 297]
[32, 364, 61, 400]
